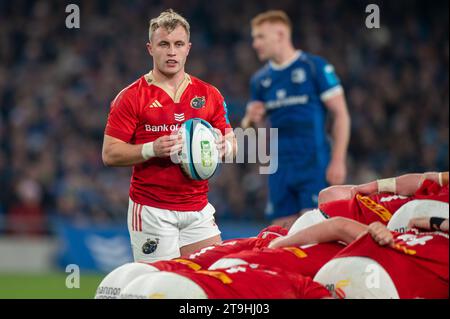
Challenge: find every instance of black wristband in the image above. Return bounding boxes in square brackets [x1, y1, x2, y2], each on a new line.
[430, 217, 446, 231]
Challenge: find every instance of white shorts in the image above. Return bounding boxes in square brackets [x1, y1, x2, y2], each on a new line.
[127, 198, 221, 263]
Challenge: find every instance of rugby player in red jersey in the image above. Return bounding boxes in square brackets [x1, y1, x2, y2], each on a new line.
[95, 225, 287, 298]
[208, 240, 343, 278]
[268, 213, 448, 299]
[315, 220, 448, 299]
[318, 171, 449, 204]
[319, 179, 448, 225]
[102, 9, 237, 263]
[287, 173, 449, 232]
[148, 225, 288, 272]
[120, 263, 331, 299]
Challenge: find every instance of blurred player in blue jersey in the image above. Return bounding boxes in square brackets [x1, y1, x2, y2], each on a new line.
[242, 10, 350, 229]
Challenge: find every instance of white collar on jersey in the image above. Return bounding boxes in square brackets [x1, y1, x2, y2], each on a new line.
[269, 50, 302, 71]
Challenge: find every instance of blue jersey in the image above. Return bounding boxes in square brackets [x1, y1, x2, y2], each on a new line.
[250, 51, 343, 167]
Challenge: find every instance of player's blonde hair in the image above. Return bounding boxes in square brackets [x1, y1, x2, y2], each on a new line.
[148, 9, 190, 41]
[251, 10, 292, 31]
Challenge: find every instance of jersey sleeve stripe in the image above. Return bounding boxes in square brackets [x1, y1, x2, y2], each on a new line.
[320, 85, 344, 102]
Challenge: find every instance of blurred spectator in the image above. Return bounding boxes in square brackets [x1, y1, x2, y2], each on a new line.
[6, 178, 46, 235]
[0, 0, 448, 233]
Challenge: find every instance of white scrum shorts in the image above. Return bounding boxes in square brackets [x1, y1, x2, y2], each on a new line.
[127, 198, 221, 263]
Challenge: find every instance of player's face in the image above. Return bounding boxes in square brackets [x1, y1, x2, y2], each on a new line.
[251, 23, 279, 61]
[147, 25, 191, 77]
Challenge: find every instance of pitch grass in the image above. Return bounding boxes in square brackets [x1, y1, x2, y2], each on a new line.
[0, 273, 105, 299]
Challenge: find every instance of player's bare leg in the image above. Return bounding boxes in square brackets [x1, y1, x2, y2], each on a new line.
[271, 214, 300, 230]
[180, 234, 222, 256]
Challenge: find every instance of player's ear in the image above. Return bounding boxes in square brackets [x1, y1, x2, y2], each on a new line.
[277, 29, 285, 42]
[186, 42, 192, 56]
[146, 42, 153, 56]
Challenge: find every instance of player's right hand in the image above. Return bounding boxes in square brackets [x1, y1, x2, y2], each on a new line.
[368, 222, 394, 246]
[153, 134, 183, 158]
[350, 182, 376, 196]
[407, 217, 430, 231]
[245, 101, 266, 124]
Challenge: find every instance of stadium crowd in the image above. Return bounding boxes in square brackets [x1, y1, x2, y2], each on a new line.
[0, 0, 448, 235]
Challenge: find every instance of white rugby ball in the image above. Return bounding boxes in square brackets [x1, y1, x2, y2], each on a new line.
[178, 118, 220, 180]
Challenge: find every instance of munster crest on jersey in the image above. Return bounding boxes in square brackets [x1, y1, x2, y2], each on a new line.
[190, 96, 206, 109]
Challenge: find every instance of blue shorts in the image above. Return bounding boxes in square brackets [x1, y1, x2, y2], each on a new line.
[265, 163, 328, 220]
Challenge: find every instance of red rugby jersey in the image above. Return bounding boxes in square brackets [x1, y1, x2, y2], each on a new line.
[150, 238, 262, 272]
[319, 180, 449, 225]
[105, 72, 232, 211]
[150, 225, 288, 271]
[336, 230, 449, 299]
[414, 180, 449, 203]
[174, 264, 331, 299]
[216, 242, 344, 278]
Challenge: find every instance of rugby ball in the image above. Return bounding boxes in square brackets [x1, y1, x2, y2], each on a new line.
[178, 118, 220, 180]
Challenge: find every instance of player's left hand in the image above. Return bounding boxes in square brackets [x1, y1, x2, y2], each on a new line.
[326, 159, 347, 185]
[214, 128, 226, 158]
[368, 222, 394, 246]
